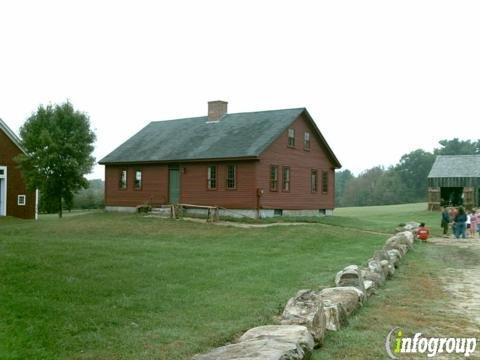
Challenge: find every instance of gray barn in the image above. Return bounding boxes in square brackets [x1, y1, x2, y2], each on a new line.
[427, 155, 480, 210]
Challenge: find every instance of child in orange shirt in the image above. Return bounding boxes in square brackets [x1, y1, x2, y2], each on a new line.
[416, 222, 430, 242]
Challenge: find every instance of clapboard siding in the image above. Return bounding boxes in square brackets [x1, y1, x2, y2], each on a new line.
[105, 162, 257, 208]
[181, 162, 257, 208]
[105, 165, 169, 206]
[256, 114, 335, 210]
[0, 129, 36, 219]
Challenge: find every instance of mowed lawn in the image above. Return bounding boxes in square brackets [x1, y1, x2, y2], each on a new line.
[0, 204, 437, 359]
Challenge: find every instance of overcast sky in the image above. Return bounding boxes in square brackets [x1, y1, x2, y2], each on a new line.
[1, 1, 479, 179]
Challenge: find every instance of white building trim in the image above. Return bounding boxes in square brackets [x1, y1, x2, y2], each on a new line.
[0, 165, 7, 216]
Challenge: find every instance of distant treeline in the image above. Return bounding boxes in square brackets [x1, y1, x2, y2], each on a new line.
[72, 179, 104, 209]
[39, 179, 104, 213]
[336, 138, 480, 207]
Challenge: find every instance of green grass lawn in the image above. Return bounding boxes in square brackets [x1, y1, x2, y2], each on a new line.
[330, 202, 441, 235]
[0, 204, 442, 359]
[315, 237, 477, 359]
[225, 202, 442, 235]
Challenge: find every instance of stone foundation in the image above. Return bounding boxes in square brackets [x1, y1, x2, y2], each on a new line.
[105, 206, 335, 219]
[105, 206, 137, 213]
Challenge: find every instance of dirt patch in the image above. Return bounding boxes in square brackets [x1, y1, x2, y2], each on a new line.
[430, 237, 480, 333]
[161, 217, 391, 234]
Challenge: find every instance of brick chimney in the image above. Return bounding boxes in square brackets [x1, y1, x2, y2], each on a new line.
[208, 100, 228, 121]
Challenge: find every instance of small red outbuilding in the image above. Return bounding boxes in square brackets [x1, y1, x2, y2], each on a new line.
[0, 119, 37, 219]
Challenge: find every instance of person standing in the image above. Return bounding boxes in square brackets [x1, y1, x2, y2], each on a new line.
[470, 209, 478, 239]
[449, 207, 458, 236]
[466, 211, 472, 237]
[454, 207, 467, 239]
[441, 207, 450, 237]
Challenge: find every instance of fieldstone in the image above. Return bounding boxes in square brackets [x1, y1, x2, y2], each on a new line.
[396, 231, 414, 248]
[368, 258, 390, 279]
[367, 258, 383, 274]
[281, 289, 326, 346]
[360, 267, 385, 287]
[404, 221, 420, 231]
[239, 325, 314, 356]
[334, 265, 366, 296]
[192, 338, 307, 360]
[384, 241, 408, 257]
[372, 249, 390, 262]
[363, 279, 376, 297]
[386, 249, 402, 268]
[386, 232, 414, 250]
[322, 299, 348, 331]
[380, 259, 395, 277]
[317, 286, 364, 316]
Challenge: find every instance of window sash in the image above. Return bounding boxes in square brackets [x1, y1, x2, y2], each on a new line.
[134, 170, 142, 190]
[304, 132, 310, 150]
[288, 128, 295, 147]
[226, 165, 236, 189]
[311, 170, 318, 193]
[119, 170, 127, 189]
[322, 171, 328, 193]
[270, 166, 278, 191]
[17, 195, 26, 206]
[282, 167, 290, 192]
[208, 166, 217, 189]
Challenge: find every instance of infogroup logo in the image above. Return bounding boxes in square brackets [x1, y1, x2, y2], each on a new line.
[385, 327, 478, 358]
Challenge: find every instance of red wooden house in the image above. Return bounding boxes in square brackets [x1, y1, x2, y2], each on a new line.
[99, 101, 341, 217]
[0, 119, 37, 219]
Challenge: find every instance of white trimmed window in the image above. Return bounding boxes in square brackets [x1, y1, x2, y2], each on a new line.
[18, 195, 26, 206]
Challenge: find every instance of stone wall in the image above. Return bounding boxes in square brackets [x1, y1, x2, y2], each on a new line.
[192, 222, 420, 359]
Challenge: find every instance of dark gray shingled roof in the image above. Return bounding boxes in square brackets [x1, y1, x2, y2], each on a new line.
[99, 108, 341, 167]
[428, 155, 480, 178]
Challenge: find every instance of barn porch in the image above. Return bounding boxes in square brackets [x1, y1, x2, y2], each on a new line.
[427, 155, 480, 211]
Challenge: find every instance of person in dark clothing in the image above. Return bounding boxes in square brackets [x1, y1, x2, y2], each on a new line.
[441, 207, 450, 237]
[454, 206, 467, 239]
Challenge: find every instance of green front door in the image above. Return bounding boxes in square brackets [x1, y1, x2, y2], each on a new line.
[169, 168, 180, 204]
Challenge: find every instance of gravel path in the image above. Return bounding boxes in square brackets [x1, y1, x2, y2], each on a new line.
[430, 237, 480, 332]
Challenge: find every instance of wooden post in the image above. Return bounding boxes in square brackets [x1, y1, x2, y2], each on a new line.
[464, 187, 474, 210]
[256, 188, 263, 219]
[427, 187, 440, 211]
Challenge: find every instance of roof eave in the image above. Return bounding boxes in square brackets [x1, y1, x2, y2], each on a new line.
[99, 155, 260, 165]
[0, 118, 27, 154]
[302, 109, 342, 169]
[255, 108, 342, 169]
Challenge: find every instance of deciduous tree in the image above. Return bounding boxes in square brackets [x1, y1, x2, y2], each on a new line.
[18, 102, 96, 218]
